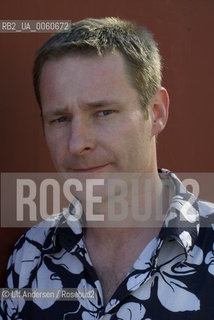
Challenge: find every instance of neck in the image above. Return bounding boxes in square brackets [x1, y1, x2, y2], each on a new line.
[83, 170, 173, 244]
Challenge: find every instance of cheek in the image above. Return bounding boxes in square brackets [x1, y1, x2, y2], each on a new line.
[45, 127, 68, 147]
[125, 126, 152, 158]
[45, 132, 65, 162]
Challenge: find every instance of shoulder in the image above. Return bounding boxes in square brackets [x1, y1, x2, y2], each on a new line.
[14, 212, 63, 252]
[6, 213, 64, 287]
[198, 199, 214, 218]
[193, 199, 214, 254]
[197, 199, 214, 227]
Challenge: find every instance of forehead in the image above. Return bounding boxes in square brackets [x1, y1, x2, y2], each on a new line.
[39, 51, 138, 108]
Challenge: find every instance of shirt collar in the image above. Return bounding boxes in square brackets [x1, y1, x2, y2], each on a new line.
[51, 169, 200, 255]
[158, 169, 200, 254]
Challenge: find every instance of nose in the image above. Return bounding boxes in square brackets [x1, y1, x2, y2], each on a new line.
[68, 117, 96, 156]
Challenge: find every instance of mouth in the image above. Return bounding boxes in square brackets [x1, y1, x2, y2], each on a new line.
[71, 164, 111, 173]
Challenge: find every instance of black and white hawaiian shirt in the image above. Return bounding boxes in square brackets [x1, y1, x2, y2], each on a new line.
[1, 169, 214, 319]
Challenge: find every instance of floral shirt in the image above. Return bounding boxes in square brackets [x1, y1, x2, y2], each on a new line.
[1, 169, 214, 320]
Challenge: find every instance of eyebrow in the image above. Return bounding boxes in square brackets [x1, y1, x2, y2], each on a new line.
[43, 109, 70, 118]
[86, 99, 121, 108]
[43, 99, 122, 118]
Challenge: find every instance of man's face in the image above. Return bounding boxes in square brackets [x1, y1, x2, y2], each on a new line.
[40, 52, 157, 174]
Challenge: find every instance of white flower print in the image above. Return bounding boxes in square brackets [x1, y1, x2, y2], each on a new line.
[166, 195, 199, 225]
[116, 302, 146, 319]
[205, 243, 214, 276]
[76, 279, 102, 315]
[132, 244, 203, 312]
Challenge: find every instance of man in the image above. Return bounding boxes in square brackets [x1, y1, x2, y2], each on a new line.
[1, 17, 214, 319]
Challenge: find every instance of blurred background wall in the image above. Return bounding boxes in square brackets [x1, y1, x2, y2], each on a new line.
[1, 0, 214, 286]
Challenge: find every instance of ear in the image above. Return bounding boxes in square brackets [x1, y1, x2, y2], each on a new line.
[150, 87, 169, 136]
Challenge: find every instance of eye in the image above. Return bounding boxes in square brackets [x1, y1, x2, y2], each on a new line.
[96, 110, 115, 117]
[56, 116, 67, 123]
[50, 116, 69, 126]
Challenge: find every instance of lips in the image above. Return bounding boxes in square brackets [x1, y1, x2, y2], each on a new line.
[71, 163, 111, 173]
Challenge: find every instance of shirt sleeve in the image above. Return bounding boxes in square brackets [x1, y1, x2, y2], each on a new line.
[0, 235, 26, 319]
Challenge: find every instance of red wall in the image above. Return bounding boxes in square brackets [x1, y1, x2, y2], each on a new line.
[1, 0, 214, 286]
